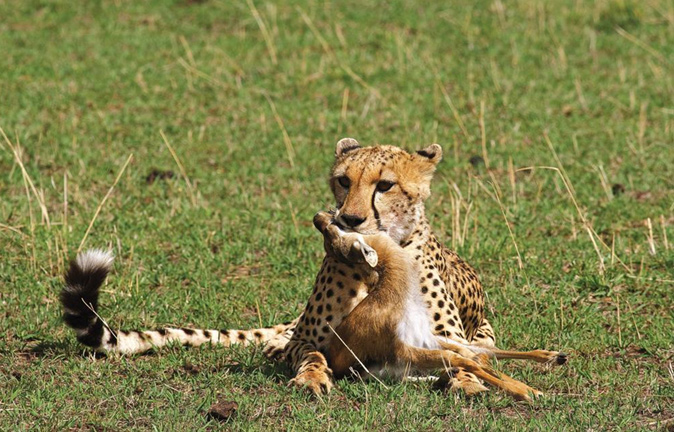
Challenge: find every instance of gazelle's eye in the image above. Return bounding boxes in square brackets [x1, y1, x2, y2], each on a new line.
[376, 180, 395, 192]
[337, 176, 351, 188]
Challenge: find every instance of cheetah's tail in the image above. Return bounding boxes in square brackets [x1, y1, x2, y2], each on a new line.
[60, 249, 294, 355]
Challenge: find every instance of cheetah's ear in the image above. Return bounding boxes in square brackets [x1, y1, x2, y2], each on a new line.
[414, 144, 443, 165]
[335, 138, 360, 157]
[413, 144, 443, 199]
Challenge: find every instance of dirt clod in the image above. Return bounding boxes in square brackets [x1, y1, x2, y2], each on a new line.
[612, 183, 625, 196]
[469, 155, 485, 168]
[145, 168, 175, 184]
[207, 400, 238, 422]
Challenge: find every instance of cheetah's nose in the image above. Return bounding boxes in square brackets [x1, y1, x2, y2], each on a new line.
[339, 214, 366, 228]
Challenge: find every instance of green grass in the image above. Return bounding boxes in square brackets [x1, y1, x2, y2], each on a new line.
[1, 0, 673, 430]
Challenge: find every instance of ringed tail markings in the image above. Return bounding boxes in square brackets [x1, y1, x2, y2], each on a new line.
[60, 249, 296, 355]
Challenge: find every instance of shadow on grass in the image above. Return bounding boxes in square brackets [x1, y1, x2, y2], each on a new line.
[27, 338, 296, 384]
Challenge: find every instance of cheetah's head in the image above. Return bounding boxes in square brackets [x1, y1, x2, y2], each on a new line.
[329, 138, 442, 244]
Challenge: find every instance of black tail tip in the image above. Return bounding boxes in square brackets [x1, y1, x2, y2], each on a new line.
[61, 249, 115, 323]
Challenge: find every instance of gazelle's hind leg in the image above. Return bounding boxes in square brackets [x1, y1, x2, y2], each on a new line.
[437, 319, 567, 397]
[402, 345, 542, 402]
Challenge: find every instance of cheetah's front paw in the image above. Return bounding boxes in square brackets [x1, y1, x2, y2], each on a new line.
[290, 370, 334, 396]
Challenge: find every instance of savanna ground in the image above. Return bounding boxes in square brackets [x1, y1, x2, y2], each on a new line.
[1, 0, 673, 430]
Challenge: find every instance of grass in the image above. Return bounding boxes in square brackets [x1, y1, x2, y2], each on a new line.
[1, 0, 673, 430]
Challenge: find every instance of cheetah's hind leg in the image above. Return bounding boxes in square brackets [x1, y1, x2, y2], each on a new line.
[433, 368, 489, 396]
[263, 318, 298, 361]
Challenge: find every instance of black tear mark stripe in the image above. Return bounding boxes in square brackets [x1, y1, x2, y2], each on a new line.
[371, 190, 382, 230]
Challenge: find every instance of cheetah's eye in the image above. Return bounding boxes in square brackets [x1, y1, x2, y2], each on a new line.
[376, 180, 395, 192]
[337, 176, 351, 188]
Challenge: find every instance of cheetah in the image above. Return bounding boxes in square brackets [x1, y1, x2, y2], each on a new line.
[273, 139, 566, 395]
[59, 138, 565, 397]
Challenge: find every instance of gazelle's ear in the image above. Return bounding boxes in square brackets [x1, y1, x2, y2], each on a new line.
[335, 138, 360, 157]
[414, 144, 442, 165]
